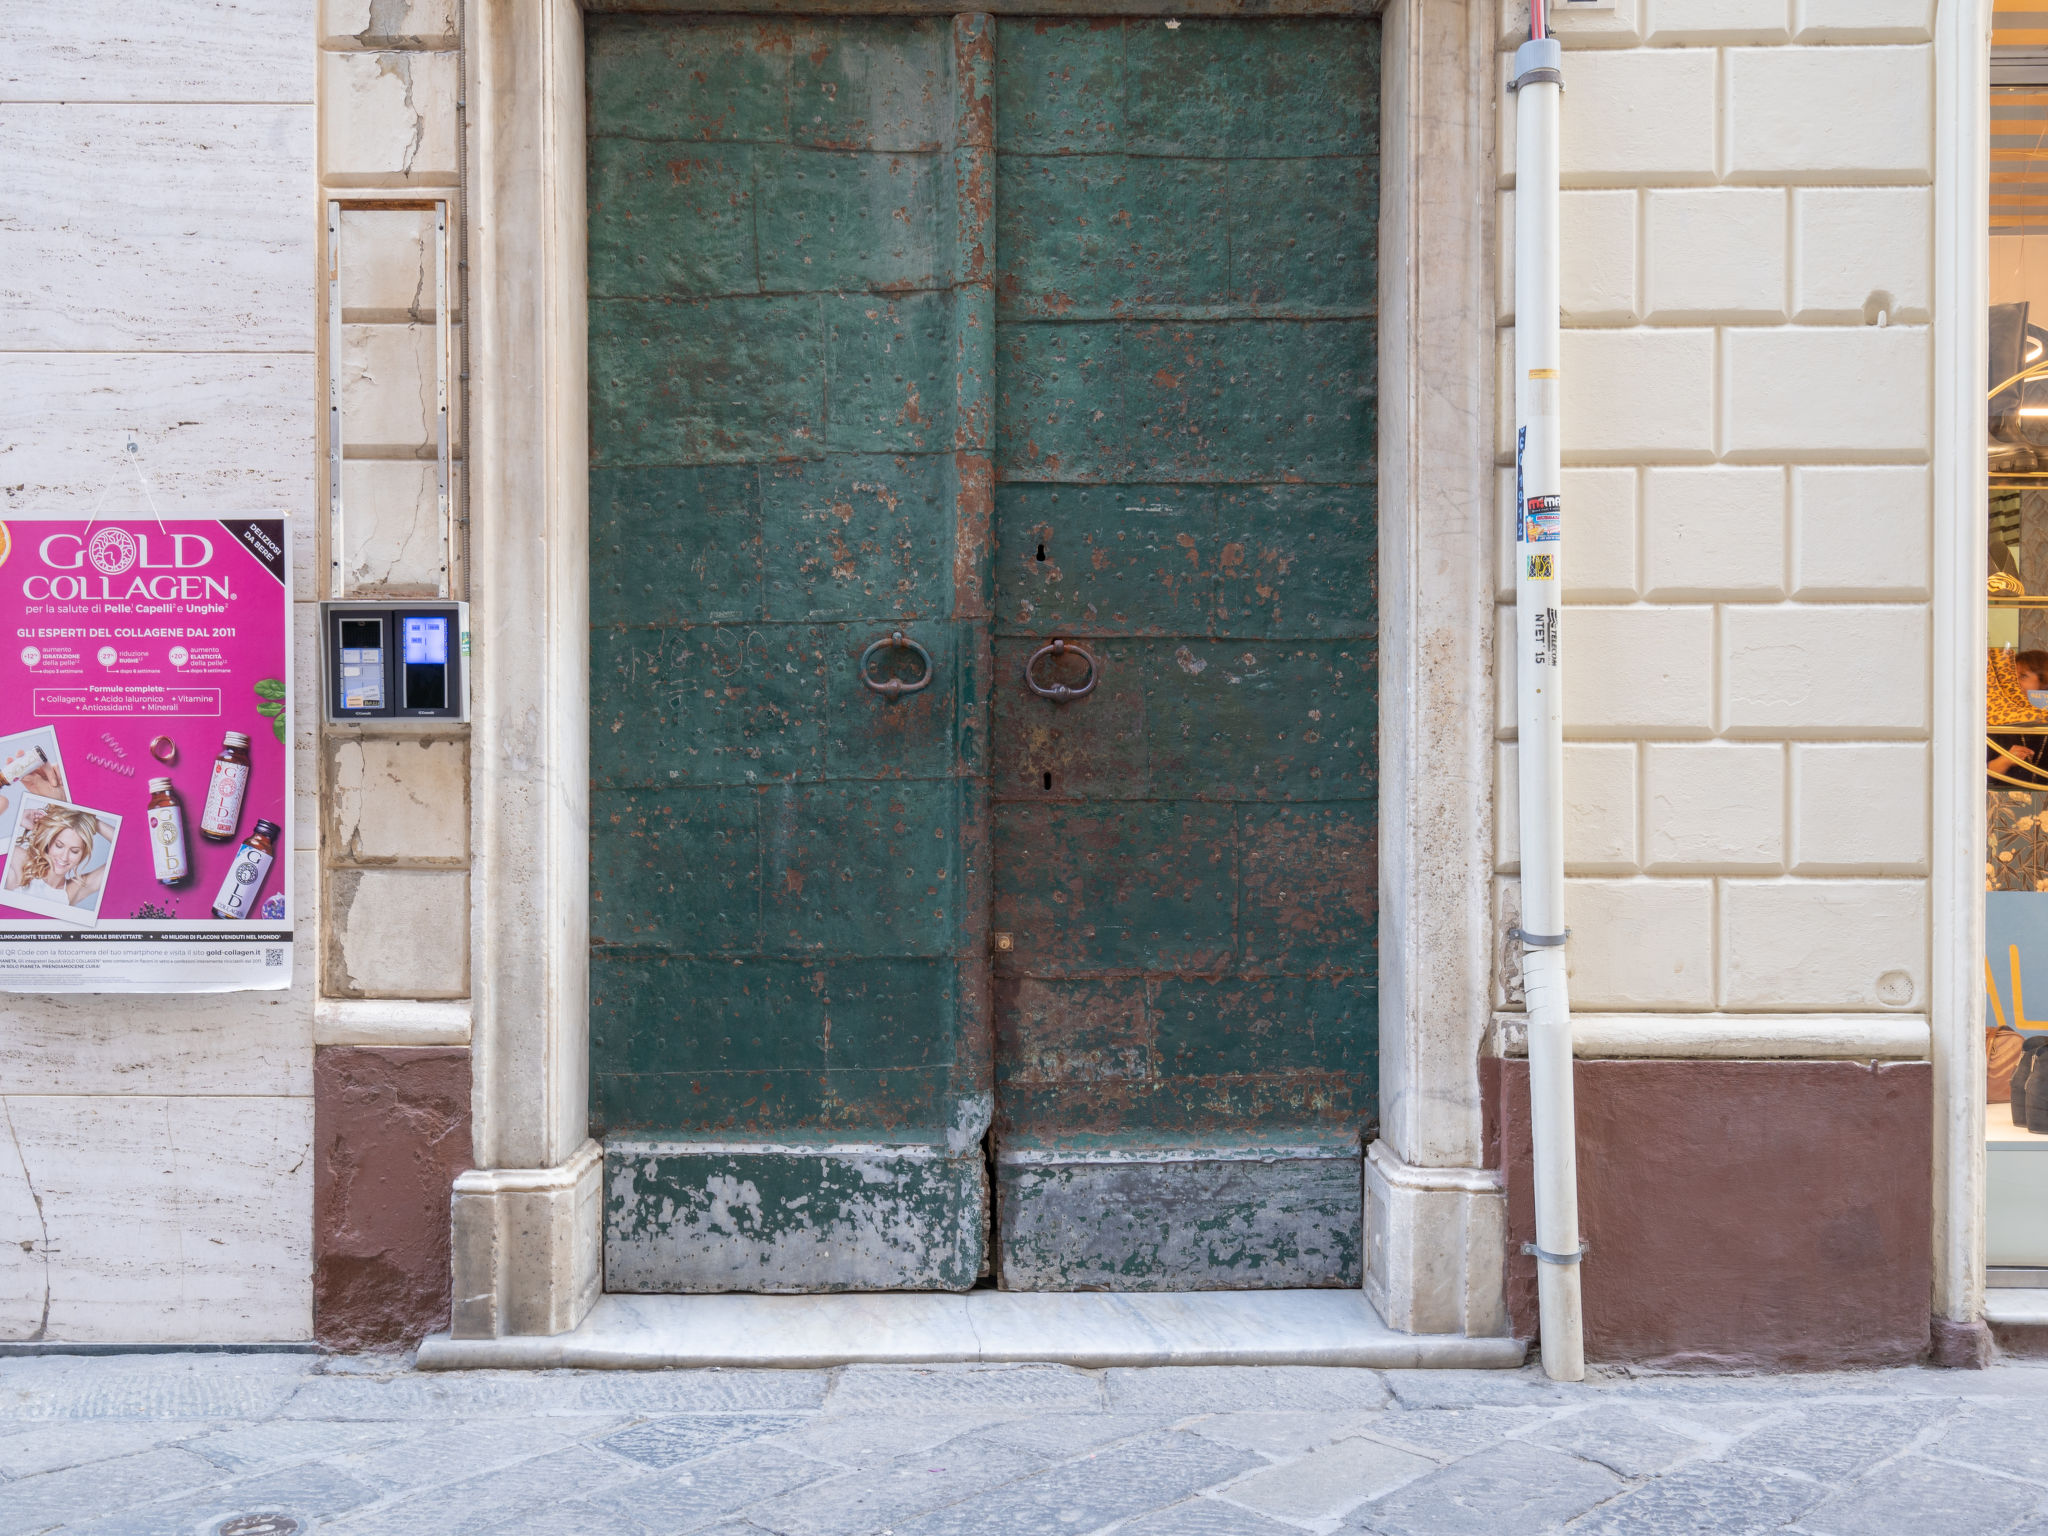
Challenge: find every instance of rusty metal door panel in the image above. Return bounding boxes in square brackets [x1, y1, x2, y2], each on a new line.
[989, 16, 1378, 1290]
[995, 484, 1376, 637]
[588, 14, 996, 1292]
[588, 15, 948, 149]
[993, 17, 1376, 157]
[993, 321, 1374, 483]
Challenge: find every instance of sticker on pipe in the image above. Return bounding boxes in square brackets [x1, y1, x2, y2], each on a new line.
[1524, 494, 1561, 544]
[1525, 553, 1555, 580]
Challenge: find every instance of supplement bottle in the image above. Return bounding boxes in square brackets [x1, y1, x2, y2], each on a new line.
[145, 776, 189, 885]
[199, 730, 252, 841]
[211, 819, 279, 920]
[0, 746, 49, 785]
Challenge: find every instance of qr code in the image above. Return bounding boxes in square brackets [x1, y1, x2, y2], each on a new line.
[265, 949, 284, 967]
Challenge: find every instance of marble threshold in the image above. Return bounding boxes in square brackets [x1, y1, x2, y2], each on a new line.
[1985, 1288, 2048, 1329]
[416, 1288, 1528, 1371]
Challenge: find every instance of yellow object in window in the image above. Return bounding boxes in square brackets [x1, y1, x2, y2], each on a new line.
[1991, 648, 2048, 727]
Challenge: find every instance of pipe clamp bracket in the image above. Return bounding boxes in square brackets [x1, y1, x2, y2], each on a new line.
[1509, 66, 1564, 91]
[1512, 927, 1570, 948]
[1523, 1240, 1588, 1266]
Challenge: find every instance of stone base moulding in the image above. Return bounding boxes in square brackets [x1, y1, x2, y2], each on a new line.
[450, 1138, 602, 1339]
[314, 997, 473, 1047]
[1362, 1141, 1509, 1339]
[1930, 1315, 1995, 1368]
[1489, 1013, 1932, 1061]
[417, 1289, 1528, 1371]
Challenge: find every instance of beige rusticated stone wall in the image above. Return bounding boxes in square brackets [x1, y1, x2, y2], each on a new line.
[1494, 0, 1937, 1026]
[318, 0, 472, 998]
[0, 3, 319, 1341]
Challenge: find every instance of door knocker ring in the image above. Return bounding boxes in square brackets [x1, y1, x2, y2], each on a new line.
[860, 631, 933, 698]
[1024, 639, 1099, 701]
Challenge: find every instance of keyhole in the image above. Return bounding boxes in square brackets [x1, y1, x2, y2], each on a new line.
[1036, 543, 1046, 562]
[1042, 771, 1052, 791]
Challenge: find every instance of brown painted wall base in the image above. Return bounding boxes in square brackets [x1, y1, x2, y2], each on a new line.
[314, 1045, 472, 1351]
[1499, 1059, 1933, 1370]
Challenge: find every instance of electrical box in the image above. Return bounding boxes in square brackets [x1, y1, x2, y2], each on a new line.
[320, 601, 469, 722]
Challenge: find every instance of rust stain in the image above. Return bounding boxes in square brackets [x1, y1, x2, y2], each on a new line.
[952, 451, 994, 620]
[954, 14, 996, 149]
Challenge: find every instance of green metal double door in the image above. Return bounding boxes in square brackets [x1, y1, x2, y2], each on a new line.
[588, 12, 1379, 1292]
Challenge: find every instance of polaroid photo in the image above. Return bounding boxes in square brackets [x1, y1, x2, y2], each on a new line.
[0, 726, 69, 848]
[0, 793, 120, 928]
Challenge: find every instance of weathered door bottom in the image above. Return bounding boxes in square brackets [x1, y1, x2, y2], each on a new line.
[605, 1141, 988, 1293]
[995, 1135, 1362, 1291]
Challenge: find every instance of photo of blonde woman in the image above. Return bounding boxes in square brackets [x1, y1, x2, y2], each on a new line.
[0, 795, 120, 925]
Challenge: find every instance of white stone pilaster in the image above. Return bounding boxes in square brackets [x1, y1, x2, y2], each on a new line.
[457, 0, 596, 1337]
[1372, 0, 1505, 1335]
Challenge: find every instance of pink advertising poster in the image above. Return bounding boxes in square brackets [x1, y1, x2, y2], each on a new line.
[0, 513, 292, 991]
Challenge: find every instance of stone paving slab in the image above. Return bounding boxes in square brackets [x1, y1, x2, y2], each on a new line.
[12, 1355, 2048, 1533]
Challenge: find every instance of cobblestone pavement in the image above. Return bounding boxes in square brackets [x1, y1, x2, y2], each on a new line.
[10, 1354, 2048, 1535]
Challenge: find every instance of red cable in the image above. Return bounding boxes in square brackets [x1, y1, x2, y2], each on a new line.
[1532, 0, 1547, 39]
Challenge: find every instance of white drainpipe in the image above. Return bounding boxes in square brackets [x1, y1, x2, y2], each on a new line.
[1512, 0, 1586, 1383]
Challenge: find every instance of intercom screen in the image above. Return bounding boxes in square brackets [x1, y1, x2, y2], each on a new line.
[403, 617, 448, 666]
[401, 616, 449, 710]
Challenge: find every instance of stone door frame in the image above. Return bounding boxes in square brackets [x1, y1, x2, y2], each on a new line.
[450, 0, 1513, 1340]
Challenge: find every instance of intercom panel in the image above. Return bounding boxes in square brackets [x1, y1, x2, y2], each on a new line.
[320, 601, 468, 722]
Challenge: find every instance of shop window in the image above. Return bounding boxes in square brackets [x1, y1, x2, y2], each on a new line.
[1986, 5, 2048, 1273]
